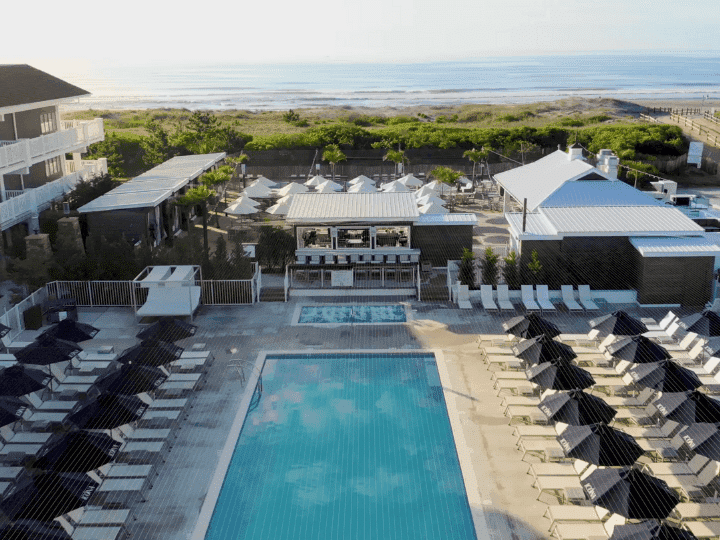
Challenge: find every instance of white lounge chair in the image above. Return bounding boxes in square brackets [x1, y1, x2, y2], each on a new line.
[578, 285, 600, 311]
[658, 311, 678, 331]
[560, 285, 583, 312]
[496, 285, 515, 312]
[536, 285, 556, 312]
[480, 285, 498, 312]
[457, 284, 472, 310]
[521, 285, 541, 313]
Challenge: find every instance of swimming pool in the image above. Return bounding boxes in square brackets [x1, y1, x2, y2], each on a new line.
[201, 352, 477, 540]
[294, 304, 408, 325]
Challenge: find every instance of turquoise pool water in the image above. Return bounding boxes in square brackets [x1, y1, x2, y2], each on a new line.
[298, 305, 406, 324]
[205, 353, 477, 540]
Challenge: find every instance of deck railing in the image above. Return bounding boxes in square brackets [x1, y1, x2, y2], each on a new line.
[0, 287, 47, 345]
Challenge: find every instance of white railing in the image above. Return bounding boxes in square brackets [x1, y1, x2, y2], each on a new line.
[4, 190, 24, 199]
[0, 118, 104, 174]
[0, 287, 47, 346]
[201, 280, 254, 305]
[255, 265, 262, 302]
[284, 265, 289, 302]
[65, 159, 106, 175]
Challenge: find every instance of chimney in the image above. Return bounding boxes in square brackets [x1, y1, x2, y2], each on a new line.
[596, 149, 618, 180]
[568, 142, 584, 161]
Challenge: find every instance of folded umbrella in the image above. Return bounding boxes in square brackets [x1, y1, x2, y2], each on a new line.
[653, 390, 720, 425]
[676, 422, 720, 461]
[118, 340, 183, 367]
[625, 360, 702, 392]
[94, 364, 167, 395]
[512, 334, 577, 366]
[68, 394, 149, 430]
[538, 389, 617, 425]
[41, 319, 98, 343]
[605, 335, 672, 364]
[33, 430, 122, 473]
[677, 310, 720, 337]
[136, 318, 196, 343]
[589, 310, 648, 337]
[557, 423, 645, 466]
[526, 358, 595, 391]
[582, 467, 679, 519]
[610, 520, 698, 540]
[0, 519, 73, 540]
[502, 313, 561, 339]
[0, 365, 52, 397]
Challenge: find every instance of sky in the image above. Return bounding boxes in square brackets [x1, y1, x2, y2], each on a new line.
[4, 0, 720, 67]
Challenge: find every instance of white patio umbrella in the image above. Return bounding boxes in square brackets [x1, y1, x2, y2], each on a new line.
[266, 202, 290, 215]
[277, 194, 294, 204]
[243, 183, 273, 197]
[426, 181, 453, 195]
[348, 182, 377, 193]
[350, 175, 375, 185]
[304, 175, 326, 186]
[415, 185, 437, 199]
[315, 182, 341, 193]
[277, 182, 308, 196]
[397, 174, 423, 188]
[419, 202, 449, 214]
[233, 194, 260, 207]
[458, 176, 472, 185]
[253, 175, 277, 188]
[316, 179, 342, 191]
[382, 182, 409, 192]
[416, 194, 446, 207]
[225, 199, 260, 216]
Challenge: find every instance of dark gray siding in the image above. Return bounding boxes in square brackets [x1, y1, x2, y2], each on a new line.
[412, 224, 472, 267]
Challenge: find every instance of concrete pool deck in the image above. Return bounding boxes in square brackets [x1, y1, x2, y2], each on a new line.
[46, 299, 680, 539]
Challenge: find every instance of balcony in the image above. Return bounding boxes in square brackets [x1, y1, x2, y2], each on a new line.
[0, 119, 104, 176]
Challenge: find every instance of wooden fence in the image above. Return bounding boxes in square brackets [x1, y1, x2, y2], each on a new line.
[703, 111, 720, 126]
[671, 113, 720, 148]
[649, 107, 702, 115]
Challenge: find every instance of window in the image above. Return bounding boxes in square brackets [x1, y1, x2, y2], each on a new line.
[376, 226, 410, 248]
[40, 112, 57, 134]
[298, 227, 331, 249]
[45, 156, 62, 176]
[337, 228, 370, 249]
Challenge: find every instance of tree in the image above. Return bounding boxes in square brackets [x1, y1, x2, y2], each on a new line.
[67, 174, 120, 211]
[458, 248, 476, 288]
[463, 148, 488, 187]
[226, 154, 250, 189]
[256, 226, 295, 272]
[430, 166, 464, 192]
[502, 251, 520, 289]
[383, 149, 407, 179]
[141, 119, 175, 167]
[527, 250, 543, 285]
[200, 167, 232, 225]
[230, 238, 254, 279]
[322, 144, 346, 188]
[480, 247, 499, 286]
[175, 185, 216, 265]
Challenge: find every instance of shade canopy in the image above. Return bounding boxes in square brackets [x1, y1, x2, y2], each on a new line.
[538, 390, 617, 425]
[589, 311, 648, 337]
[381, 181, 409, 192]
[347, 183, 377, 193]
[526, 358, 595, 390]
[233, 194, 260, 207]
[266, 202, 290, 215]
[419, 202, 449, 214]
[625, 360, 702, 392]
[605, 335, 672, 364]
[119, 340, 183, 367]
[277, 182, 308, 196]
[315, 181, 342, 193]
[15, 336, 81, 366]
[243, 183, 273, 197]
[513, 334, 577, 365]
[253, 175, 277, 187]
[277, 194, 294, 205]
[677, 310, 720, 337]
[34, 430, 122, 473]
[503, 313, 561, 339]
[0, 519, 73, 540]
[557, 423, 645, 466]
[416, 194, 446, 207]
[68, 394, 148, 430]
[582, 467, 679, 519]
[654, 390, 720, 425]
[225, 199, 259, 216]
[610, 521, 698, 540]
[41, 319, 98, 343]
[415, 185, 437, 198]
[704, 337, 720, 357]
[397, 174, 423, 188]
[0, 396, 28, 428]
[0, 471, 99, 522]
[677, 422, 720, 461]
[305, 175, 327, 186]
[94, 364, 167, 395]
[0, 365, 51, 397]
[136, 318, 196, 343]
[425, 180, 453, 194]
[350, 175, 374, 184]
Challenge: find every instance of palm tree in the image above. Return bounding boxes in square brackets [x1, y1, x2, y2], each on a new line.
[430, 166, 464, 210]
[463, 148, 487, 188]
[226, 154, 250, 188]
[200, 167, 232, 227]
[383, 149, 407, 179]
[322, 144, 346, 189]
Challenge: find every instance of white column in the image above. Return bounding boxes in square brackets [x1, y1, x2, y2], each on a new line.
[0, 173, 5, 201]
[503, 191, 510, 213]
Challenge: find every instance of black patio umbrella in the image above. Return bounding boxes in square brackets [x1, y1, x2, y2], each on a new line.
[0, 396, 28, 428]
[512, 334, 577, 366]
[675, 422, 720, 461]
[136, 317, 196, 343]
[605, 335, 672, 364]
[68, 393, 148, 430]
[677, 310, 720, 337]
[582, 467, 679, 519]
[502, 313, 561, 339]
[0, 519, 72, 540]
[117, 340, 183, 367]
[538, 389, 617, 425]
[705, 337, 720, 357]
[15, 336, 81, 366]
[589, 310, 648, 337]
[0, 322, 10, 339]
[610, 520, 698, 540]
[0, 365, 52, 397]
[42, 319, 99, 343]
[557, 423, 645, 466]
[653, 390, 720, 425]
[625, 360, 702, 393]
[33, 430, 121, 473]
[526, 358, 595, 391]
[0, 471, 98, 522]
[94, 364, 167, 395]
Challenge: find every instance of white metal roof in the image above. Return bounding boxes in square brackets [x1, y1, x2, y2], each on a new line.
[135, 153, 225, 182]
[286, 192, 419, 223]
[79, 190, 172, 212]
[506, 212, 560, 238]
[415, 213, 477, 226]
[630, 237, 720, 257]
[541, 180, 662, 207]
[540, 206, 704, 235]
[494, 150, 611, 211]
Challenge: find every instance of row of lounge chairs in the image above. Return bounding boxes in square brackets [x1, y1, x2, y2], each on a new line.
[479, 285, 600, 313]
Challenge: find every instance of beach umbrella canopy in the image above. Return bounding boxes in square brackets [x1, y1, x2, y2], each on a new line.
[654, 390, 720, 425]
[397, 174, 423, 188]
[34, 430, 122, 473]
[426, 181, 453, 195]
[676, 422, 720, 461]
[610, 521, 698, 540]
[582, 467, 679, 519]
[415, 185, 437, 198]
[0, 519, 73, 540]
[243, 183, 272, 198]
[94, 364, 167, 395]
[68, 394, 148, 430]
[677, 310, 720, 337]
[0, 322, 10, 339]
[350, 175, 375, 184]
[557, 423, 645, 466]
[625, 360, 702, 392]
[315, 181, 341, 193]
[253, 175, 277, 187]
[136, 318, 196, 343]
[526, 358, 595, 391]
[225, 199, 259, 216]
[539, 389, 617, 425]
[15, 336, 81, 366]
[348, 183, 376, 193]
[233, 194, 260, 207]
[416, 194, 446, 207]
[513, 334, 577, 365]
[277, 182, 308, 196]
[704, 337, 720, 357]
[304, 175, 327, 186]
[0, 471, 98, 522]
[605, 335, 672, 364]
[41, 319, 98, 343]
[277, 194, 294, 205]
[381, 180, 409, 192]
[458, 176, 472, 185]
[266, 202, 290, 215]
[589, 311, 648, 337]
[349, 177, 375, 187]
[419, 202, 449, 214]
[0, 396, 28, 428]
[503, 313, 561, 339]
[0, 365, 52, 397]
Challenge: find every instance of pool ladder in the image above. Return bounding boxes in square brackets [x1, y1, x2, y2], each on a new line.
[228, 358, 263, 412]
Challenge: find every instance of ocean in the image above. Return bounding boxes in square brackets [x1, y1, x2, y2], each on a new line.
[52, 53, 720, 111]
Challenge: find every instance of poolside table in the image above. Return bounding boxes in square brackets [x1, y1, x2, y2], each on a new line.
[533, 475, 583, 503]
[90, 477, 150, 506]
[138, 409, 182, 430]
[543, 505, 603, 534]
[553, 522, 608, 540]
[528, 462, 577, 480]
[116, 440, 167, 465]
[518, 438, 563, 462]
[71, 525, 126, 539]
[76, 508, 133, 527]
[670, 502, 720, 524]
